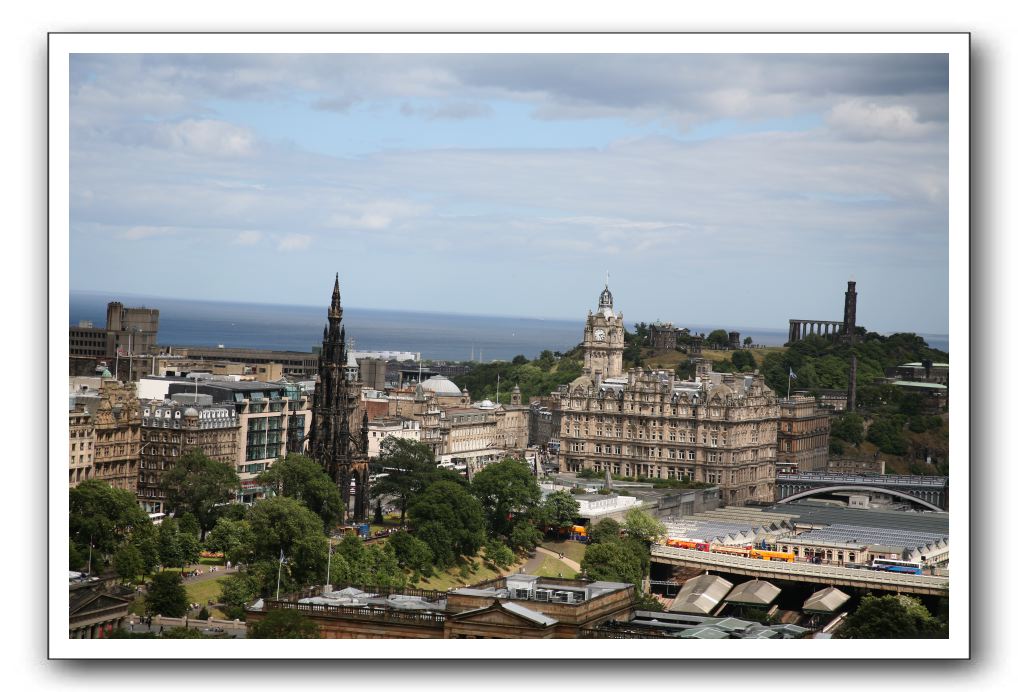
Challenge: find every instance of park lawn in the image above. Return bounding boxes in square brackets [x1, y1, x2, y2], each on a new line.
[185, 574, 230, 607]
[413, 553, 524, 591]
[531, 555, 579, 579]
[541, 539, 587, 565]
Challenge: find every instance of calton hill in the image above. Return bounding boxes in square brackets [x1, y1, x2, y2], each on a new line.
[71, 441, 667, 639]
[449, 323, 949, 476]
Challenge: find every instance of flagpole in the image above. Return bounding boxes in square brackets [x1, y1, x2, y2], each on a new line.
[787, 367, 791, 399]
[276, 548, 284, 600]
[325, 537, 333, 590]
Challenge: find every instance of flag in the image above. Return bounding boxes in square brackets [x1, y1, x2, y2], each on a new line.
[789, 367, 798, 380]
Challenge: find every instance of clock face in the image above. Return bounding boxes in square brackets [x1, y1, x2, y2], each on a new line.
[594, 329, 606, 342]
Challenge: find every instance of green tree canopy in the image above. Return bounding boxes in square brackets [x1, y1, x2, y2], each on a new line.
[249, 609, 319, 639]
[157, 518, 184, 569]
[386, 531, 435, 574]
[581, 539, 647, 591]
[470, 458, 541, 539]
[257, 454, 343, 531]
[160, 450, 240, 536]
[247, 497, 328, 589]
[69, 480, 151, 564]
[587, 518, 622, 545]
[371, 438, 462, 525]
[837, 594, 947, 639]
[408, 480, 486, 567]
[146, 571, 189, 617]
[707, 329, 730, 348]
[830, 412, 865, 445]
[113, 543, 144, 582]
[218, 572, 259, 620]
[623, 508, 666, 544]
[540, 491, 581, 532]
[204, 517, 255, 566]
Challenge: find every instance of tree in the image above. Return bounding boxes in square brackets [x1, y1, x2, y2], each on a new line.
[247, 497, 328, 589]
[830, 412, 864, 445]
[219, 572, 259, 620]
[387, 531, 434, 574]
[867, 415, 909, 455]
[623, 508, 666, 544]
[157, 518, 184, 569]
[540, 491, 580, 532]
[205, 517, 254, 566]
[113, 543, 144, 582]
[511, 354, 529, 365]
[484, 541, 516, 570]
[587, 518, 622, 545]
[160, 450, 240, 537]
[371, 438, 450, 525]
[509, 523, 543, 552]
[146, 571, 189, 617]
[707, 329, 730, 348]
[581, 539, 647, 590]
[743, 336, 753, 347]
[408, 481, 486, 567]
[249, 610, 319, 639]
[257, 454, 343, 532]
[69, 480, 151, 566]
[470, 458, 542, 539]
[837, 594, 947, 639]
[730, 350, 756, 371]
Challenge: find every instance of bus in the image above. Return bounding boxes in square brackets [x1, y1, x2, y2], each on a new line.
[870, 558, 923, 575]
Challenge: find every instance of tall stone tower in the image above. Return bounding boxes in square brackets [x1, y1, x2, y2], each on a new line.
[582, 284, 625, 380]
[308, 274, 370, 522]
[842, 280, 858, 344]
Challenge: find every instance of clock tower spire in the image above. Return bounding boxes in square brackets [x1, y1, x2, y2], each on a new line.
[583, 281, 624, 379]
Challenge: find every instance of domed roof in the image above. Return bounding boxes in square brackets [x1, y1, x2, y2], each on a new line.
[100, 368, 113, 379]
[474, 399, 497, 410]
[599, 284, 614, 309]
[419, 375, 462, 396]
[184, 407, 199, 417]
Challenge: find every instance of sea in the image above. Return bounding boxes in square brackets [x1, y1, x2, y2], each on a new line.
[69, 291, 948, 362]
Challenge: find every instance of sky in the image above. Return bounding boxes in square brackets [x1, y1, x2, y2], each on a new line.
[68, 53, 950, 334]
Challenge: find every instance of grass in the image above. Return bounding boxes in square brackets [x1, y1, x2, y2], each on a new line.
[185, 574, 230, 606]
[412, 553, 524, 591]
[540, 539, 587, 565]
[643, 346, 786, 372]
[531, 555, 579, 579]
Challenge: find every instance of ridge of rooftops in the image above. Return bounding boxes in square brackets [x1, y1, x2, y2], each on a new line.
[279, 575, 632, 613]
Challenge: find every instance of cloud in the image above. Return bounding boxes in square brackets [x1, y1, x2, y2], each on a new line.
[826, 99, 938, 140]
[121, 225, 175, 240]
[233, 230, 262, 245]
[277, 233, 311, 251]
[400, 100, 493, 120]
[152, 118, 256, 156]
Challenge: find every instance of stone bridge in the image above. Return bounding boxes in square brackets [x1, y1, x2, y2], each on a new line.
[650, 545, 949, 596]
[775, 472, 948, 511]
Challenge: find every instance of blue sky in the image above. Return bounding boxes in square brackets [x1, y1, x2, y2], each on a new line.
[69, 54, 949, 334]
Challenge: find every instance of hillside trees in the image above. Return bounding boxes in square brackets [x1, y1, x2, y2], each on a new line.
[160, 450, 240, 537]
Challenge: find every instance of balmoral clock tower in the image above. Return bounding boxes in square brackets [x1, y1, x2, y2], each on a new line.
[582, 284, 624, 379]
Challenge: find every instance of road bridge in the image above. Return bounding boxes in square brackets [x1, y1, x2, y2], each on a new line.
[776, 472, 948, 511]
[651, 545, 949, 596]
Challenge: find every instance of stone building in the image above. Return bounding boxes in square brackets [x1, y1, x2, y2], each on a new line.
[776, 395, 831, 474]
[437, 406, 503, 473]
[246, 574, 635, 639]
[558, 287, 780, 506]
[69, 402, 95, 487]
[69, 301, 160, 381]
[137, 398, 239, 514]
[308, 275, 371, 522]
[91, 379, 142, 494]
[648, 323, 680, 351]
[366, 417, 422, 458]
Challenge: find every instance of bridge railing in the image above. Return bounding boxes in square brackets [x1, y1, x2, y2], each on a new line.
[651, 545, 950, 591]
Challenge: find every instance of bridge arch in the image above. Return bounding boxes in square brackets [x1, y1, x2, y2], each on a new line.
[777, 484, 944, 512]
